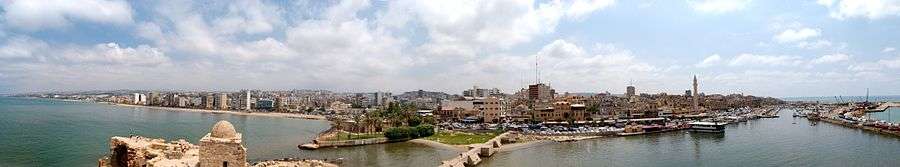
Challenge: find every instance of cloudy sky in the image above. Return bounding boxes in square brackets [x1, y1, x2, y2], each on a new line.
[0, 0, 898, 97]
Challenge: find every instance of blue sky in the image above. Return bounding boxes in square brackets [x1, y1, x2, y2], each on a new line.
[0, 0, 898, 97]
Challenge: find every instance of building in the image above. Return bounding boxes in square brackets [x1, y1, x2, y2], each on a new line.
[200, 121, 247, 167]
[148, 92, 161, 106]
[241, 90, 251, 110]
[527, 83, 554, 102]
[202, 94, 215, 109]
[626, 86, 636, 98]
[256, 99, 275, 110]
[482, 97, 504, 123]
[216, 93, 229, 110]
[533, 100, 587, 123]
[328, 101, 352, 113]
[463, 86, 501, 98]
[165, 93, 179, 107]
[438, 100, 476, 120]
[133, 93, 147, 105]
[98, 120, 335, 167]
[374, 92, 392, 106]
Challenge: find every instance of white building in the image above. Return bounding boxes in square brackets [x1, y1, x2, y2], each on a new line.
[133, 93, 147, 105]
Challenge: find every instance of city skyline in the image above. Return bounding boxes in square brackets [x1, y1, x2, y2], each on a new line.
[1, 0, 899, 97]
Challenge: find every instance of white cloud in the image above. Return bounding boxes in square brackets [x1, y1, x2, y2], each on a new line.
[849, 56, 900, 71]
[728, 53, 803, 66]
[0, 36, 49, 59]
[2, 0, 134, 30]
[818, 0, 900, 20]
[879, 56, 900, 69]
[60, 43, 169, 66]
[883, 47, 896, 53]
[211, 0, 284, 35]
[696, 54, 722, 67]
[796, 39, 833, 49]
[382, 0, 613, 56]
[773, 28, 821, 43]
[688, 0, 752, 13]
[811, 53, 850, 64]
[566, 0, 616, 19]
[421, 39, 663, 93]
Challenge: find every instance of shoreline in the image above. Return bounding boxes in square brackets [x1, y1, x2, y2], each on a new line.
[107, 102, 327, 120]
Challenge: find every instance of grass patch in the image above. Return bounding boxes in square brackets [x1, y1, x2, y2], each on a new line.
[424, 131, 500, 145]
[320, 131, 384, 141]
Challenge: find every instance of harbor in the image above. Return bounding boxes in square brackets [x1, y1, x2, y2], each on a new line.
[3, 97, 900, 166]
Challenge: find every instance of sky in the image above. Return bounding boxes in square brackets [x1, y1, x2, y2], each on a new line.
[0, 0, 898, 97]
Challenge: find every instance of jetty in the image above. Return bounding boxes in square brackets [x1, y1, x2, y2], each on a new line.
[870, 102, 900, 112]
[438, 132, 512, 167]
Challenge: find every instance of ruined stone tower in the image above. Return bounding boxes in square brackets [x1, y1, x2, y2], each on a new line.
[200, 120, 247, 167]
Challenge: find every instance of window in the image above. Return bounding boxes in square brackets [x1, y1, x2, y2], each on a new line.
[223, 161, 228, 167]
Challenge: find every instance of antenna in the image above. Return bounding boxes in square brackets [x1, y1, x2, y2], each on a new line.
[535, 54, 541, 84]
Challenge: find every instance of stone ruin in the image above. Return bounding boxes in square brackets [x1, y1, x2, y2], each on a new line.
[98, 120, 337, 167]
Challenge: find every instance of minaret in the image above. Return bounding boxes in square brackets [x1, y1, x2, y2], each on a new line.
[692, 75, 699, 113]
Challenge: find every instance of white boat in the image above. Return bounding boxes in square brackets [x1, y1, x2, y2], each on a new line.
[688, 122, 726, 133]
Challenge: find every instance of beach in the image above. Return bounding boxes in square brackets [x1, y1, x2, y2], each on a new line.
[108, 103, 327, 120]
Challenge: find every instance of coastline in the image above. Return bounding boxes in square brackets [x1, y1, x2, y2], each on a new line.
[107, 102, 327, 120]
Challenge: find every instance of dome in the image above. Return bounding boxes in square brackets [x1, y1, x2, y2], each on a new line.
[210, 120, 237, 138]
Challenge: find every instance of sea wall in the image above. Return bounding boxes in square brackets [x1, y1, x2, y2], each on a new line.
[438, 132, 512, 167]
[312, 138, 390, 148]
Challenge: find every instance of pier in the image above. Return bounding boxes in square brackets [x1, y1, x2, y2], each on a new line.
[871, 102, 900, 112]
[438, 132, 511, 167]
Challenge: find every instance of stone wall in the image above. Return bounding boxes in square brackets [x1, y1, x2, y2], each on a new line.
[200, 139, 247, 167]
[313, 138, 389, 148]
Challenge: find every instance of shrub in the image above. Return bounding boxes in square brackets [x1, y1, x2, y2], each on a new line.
[407, 116, 422, 127]
[384, 127, 411, 140]
[416, 124, 435, 137]
[384, 124, 435, 140]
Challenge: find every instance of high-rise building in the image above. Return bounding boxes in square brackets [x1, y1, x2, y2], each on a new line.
[693, 75, 700, 113]
[148, 92, 160, 106]
[374, 92, 392, 106]
[241, 90, 251, 110]
[216, 93, 229, 110]
[527, 83, 554, 102]
[133, 93, 147, 105]
[166, 93, 179, 107]
[202, 94, 215, 109]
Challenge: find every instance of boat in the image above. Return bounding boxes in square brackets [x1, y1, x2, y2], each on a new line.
[688, 122, 726, 133]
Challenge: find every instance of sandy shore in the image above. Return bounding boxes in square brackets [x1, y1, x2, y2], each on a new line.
[109, 103, 327, 120]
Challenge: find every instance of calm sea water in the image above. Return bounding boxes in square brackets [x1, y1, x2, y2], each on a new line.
[481, 109, 900, 167]
[781, 95, 900, 103]
[870, 108, 900, 123]
[2, 97, 900, 167]
[0, 97, 458, 167]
